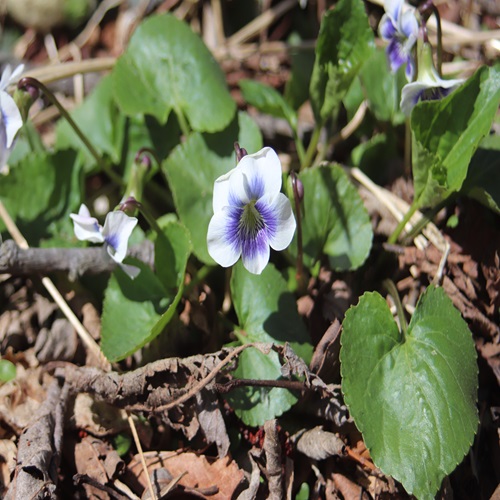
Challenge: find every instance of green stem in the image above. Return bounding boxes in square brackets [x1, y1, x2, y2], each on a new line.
[383, 279, 408, 339]
[175, 108, 191, 137]
[293, 130, 306, 167]
[135, 202, 163, 237]
[388, 200, 420, 244]
[18, 77, 124, 186]
[301, 124, 322, 170]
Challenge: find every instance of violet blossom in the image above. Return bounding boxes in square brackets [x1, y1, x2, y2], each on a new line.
[207, 147, 296, 275]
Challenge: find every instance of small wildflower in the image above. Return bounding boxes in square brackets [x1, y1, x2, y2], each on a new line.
[379, 0, 419, 81]
[70, 204, 140, 279]
[0, 64, 24, 173]
[207, 147, 296, 275]
[400, 42, 463, 115]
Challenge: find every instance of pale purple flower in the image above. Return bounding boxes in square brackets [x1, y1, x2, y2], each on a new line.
[207, 147, 296, 275]
[379, 0, 419, 81]
[0, 64, 24, 173]
[400, 43, 464, 115]
[70, 204, 140, 279]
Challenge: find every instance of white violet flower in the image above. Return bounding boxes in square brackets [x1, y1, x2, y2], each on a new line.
[0, 64, 24, 173]
[207, 147, 296, 275]
[70, 204, 140, 279]
[379, 0, 419, 81]
[400, 43, 464, 115]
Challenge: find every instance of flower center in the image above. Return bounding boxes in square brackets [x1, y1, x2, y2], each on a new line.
[239, 200, 265, 237]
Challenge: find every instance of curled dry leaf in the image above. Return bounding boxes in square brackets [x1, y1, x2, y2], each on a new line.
[35, 318, 78, 363]
[74, 436, 125, 498]
[72, 393, 130, 437]
[295, 426, 344, 460]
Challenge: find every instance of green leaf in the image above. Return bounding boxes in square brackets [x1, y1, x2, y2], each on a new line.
[289, 164, 372, 271]
[240, 79, 297, 130]
[461, 136, 500, 214]
[340, 286, 478, 499]
[225, 348, 298, 427]
[0, 150, 82, 245]
[227, 262, 313, 426]
[284, 36, 315, 111]
[163, 112, 262, 264]
[309, 0, 374, 123]
[101, 222, 190, 362]
[113, 14, 235, 132]
[0, 359, 16, 383]
[359, 48, 406, 125]
[411, 64, 500, 207]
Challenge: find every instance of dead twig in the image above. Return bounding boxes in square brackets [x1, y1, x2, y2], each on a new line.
[0, 239, 154, 279]
[5, 377, 69, 500]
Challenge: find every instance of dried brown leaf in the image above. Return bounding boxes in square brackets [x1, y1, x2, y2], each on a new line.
[129, 451, 244, 499]
[295, 426, 344, 460]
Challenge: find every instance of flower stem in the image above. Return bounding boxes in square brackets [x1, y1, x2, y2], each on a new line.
[175, 108, 191, 137]
[301, 123, 322, 170]
[18, 76, 124, 187]
[383, 279, 408, 340]
[388, 200, 420, 244]
[292, 128, 306, 166]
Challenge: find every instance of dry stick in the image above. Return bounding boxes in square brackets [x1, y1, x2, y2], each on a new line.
[127, 414, 157, 500]
[146, 343, 258, 413]
[0, 201, 110, 371]
[20, 58, 116, 86]
[227, 0, 297, 45]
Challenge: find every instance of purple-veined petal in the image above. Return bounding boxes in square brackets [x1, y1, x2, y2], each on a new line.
[258, 193, 296, 251]
[386, 38, 409, 73]
[0, 91, 22, 149]
[213, 167, 236, 212]
[70, 204, 104, 243]
[400, 9, 418, 39]
[207, 207, 242, 267]
[102, 210, 138, 263]
[384, 0, 402, 23]
[405, 56, 415, 81]
[241, 230, 270, 275]
[379, 14, 396, 40]
[238, 147, 282, 199]
[400, 81, 427, 115]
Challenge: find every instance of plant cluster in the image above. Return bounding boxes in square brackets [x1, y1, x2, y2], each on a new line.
[0, 0, 499, 497]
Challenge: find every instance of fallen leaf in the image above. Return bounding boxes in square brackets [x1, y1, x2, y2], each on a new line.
[128, 451, 244, 499]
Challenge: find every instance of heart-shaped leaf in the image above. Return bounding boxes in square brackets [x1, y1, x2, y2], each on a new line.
[113, 14, 235, 132]
[101, 221, 190, 362]
[310, 0, 374, 123]
[289, 164, 372, 271]
[340, 286, 478, 499]
[0, 150, 82, 246]
[163, 112, 262, 264]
